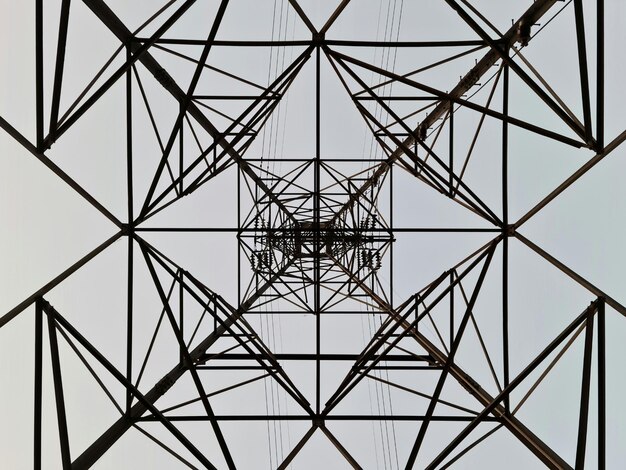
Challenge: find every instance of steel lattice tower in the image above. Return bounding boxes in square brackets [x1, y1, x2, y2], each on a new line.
[1, 0, 624, 468]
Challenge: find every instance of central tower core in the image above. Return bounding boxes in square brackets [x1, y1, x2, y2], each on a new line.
[248, 214, 391, 274]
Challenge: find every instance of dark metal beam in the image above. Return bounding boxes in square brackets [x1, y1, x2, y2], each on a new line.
[319, 0, 351, 36]
[81, 0, 302, 226]
[287, 0, 318, 36]
[0, 231, 122, 329]
[140, 415, 501, 422]
[596, 0, 604, 149]
[0, 116, 123, 228]
[47, 0, 198, 146]
[143, 242, 313, 413]
[328, 48, 583, 148]
[405, 242, 495, 467]
[139, 242, 236, 469]
[322, 245, 493, 412]
[277, 426, 317, 470]
[49, 0, 71, 138]
[46, 309, 72, 469]
[574, 306, 595, 469]
[198, 353, 432, 362]
[326, 52, 502, 225]
[315, 45, 321, 415]
[515, 129, 626, 229]
[42, 301, 218, 470]
[515, 232, 626, 317]
[326, 241, 571, 469]
[414, 309, 572, 470]
[320, 425, 363, 469]
[425, 302, 599, 469]
[33, 301, 43, 470]
[137, 226, 500, 233]
[573, 0, 593, 144]
[134, 38, 490, 48]
[125, 45, 134, 415]
[72, 257, 294, 468]
[444, 0, 588, 143]
[328, 0, 571, 227]
[139, 0, 230, 219]
[597, 298, 606, 469]
[502, 57, 510, 412]
[35, 0, 43, 150]
[7, 2, 620, 468]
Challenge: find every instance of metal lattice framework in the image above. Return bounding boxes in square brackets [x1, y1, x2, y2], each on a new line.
[1, 0, 624, 468]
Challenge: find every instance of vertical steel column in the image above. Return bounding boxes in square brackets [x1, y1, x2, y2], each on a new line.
[47, 310, 71, 469]
[573, 0, 593, 144]
[448, 101, 454, 349]
[597, 298, 606, 469]
[34, 300, 43, 470]
[179, 102, 184, 194]
[575, 305, 595, 468]
[125, 231, 133, 415]
[502, 53, 510, 414]
[449, 101, 454, 196]
[49, 0, 71, 139]
[449, 271, 454, 347]
[178, 269, 186, 363]
[596, 0, 604, 150]
[179, 269, 184, 363]
[237, 166, 242, 305]
[315, 45, 321, 415]
[139, 0, 229, 218]
[389, 163, 393, 309]
[35, 0, 43, 150]
[125, 44, 134, 416]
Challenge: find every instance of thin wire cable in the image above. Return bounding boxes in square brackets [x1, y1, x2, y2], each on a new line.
[360, 302, 382, 468]
[260, 3, 279, 467]
[278, 5, 297, 466]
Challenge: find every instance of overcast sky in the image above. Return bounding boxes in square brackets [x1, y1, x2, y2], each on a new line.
[2, 1, 626, 468]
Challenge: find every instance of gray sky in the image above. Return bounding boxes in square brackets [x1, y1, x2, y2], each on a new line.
[1, 1, 626, 468]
